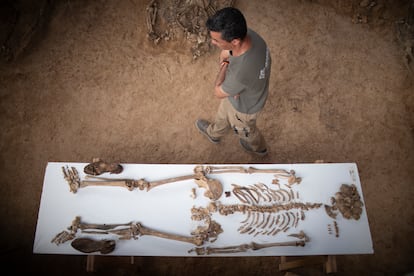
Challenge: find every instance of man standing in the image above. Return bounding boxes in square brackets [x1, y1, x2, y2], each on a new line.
[196, 7, 271, 156]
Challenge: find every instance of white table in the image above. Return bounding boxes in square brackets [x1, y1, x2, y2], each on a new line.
[33, 162, 373, 257]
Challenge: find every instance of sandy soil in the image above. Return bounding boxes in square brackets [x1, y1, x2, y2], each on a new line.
[0, 0, 413, 275]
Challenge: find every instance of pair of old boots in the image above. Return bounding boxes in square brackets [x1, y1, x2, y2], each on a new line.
[195, 119, 268, 156]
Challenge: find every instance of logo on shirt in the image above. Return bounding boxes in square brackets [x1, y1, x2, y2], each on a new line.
[259, 48, 270, 80]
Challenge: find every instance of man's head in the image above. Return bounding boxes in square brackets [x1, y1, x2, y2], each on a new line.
[206, 7, 247, 49]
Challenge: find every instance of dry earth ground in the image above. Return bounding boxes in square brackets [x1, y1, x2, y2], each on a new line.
[0, 0, 413, 275]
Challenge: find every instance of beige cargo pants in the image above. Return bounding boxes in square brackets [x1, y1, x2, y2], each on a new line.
[206, 98, 266, 152]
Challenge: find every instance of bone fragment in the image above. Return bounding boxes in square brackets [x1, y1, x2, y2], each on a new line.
[194, 177, 222, 201]
[254, 212, 260, 225]
[279, 189, 292, 201]
[324, 204, 338, 219]
[294, 211, 300, 227]
[279, 214, 287, 229]
[257, 212, 266, 228]
[240, 210, 251, 223]
[190, 187, 197, 199]
[190, 206, 210, 221]
[254, 183, 272, 202]
[271, 229, 281, 236]
[288, 230, 309, 241]
[238, 222, 249, 232]
[275, 215, 280, 226]
[247, 213, 257, 227]
[290, 189, 295, 199]
[51, 230, 75, 245]
[334, 221, 339, 237]
[233, 191, 249, 204]
[260, 213, 272, 229]
[272, 179, 281, 188]
[239, 226, 251, 234]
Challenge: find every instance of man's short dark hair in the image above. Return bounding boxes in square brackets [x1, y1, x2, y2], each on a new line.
[206, 7, 247, 42]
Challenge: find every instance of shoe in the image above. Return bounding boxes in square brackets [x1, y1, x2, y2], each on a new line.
[239, 139, 268, 156]
[71, 238, 116, 254]
[84, 158, 123, 176]
[195, 119, 220, 144]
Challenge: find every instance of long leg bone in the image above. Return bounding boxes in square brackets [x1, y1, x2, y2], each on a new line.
[205, 166, 302, 185]
[188, 235, 307, 255]
[204, 166, 287, 174]
[62, 165, 300, 199]
[52, 216, 222, 247]
[132, 223, 206, 246]
[62, 166, 223, 201]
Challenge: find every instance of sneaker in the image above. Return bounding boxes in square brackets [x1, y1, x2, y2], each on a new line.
[239, 139, 268, 156]
[195, 119, 220, 144]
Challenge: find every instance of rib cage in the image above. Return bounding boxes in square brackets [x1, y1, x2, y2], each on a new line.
[214, 183, 322, 236]
[232, 183, 296, 205]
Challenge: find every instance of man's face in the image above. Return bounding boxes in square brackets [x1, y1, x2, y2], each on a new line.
[209, 31, 233, 50]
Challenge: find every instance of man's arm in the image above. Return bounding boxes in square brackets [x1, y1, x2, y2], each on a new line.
[214, 50, 240, 99]
[214, 61, 230, 98]
[214, 61, 240, 99]
[219, 50, 230, 63]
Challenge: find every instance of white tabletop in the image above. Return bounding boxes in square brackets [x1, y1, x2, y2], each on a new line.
[33, 162, 373, 256]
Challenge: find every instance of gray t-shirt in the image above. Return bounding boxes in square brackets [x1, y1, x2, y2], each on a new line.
[222, 29, 271, 114]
